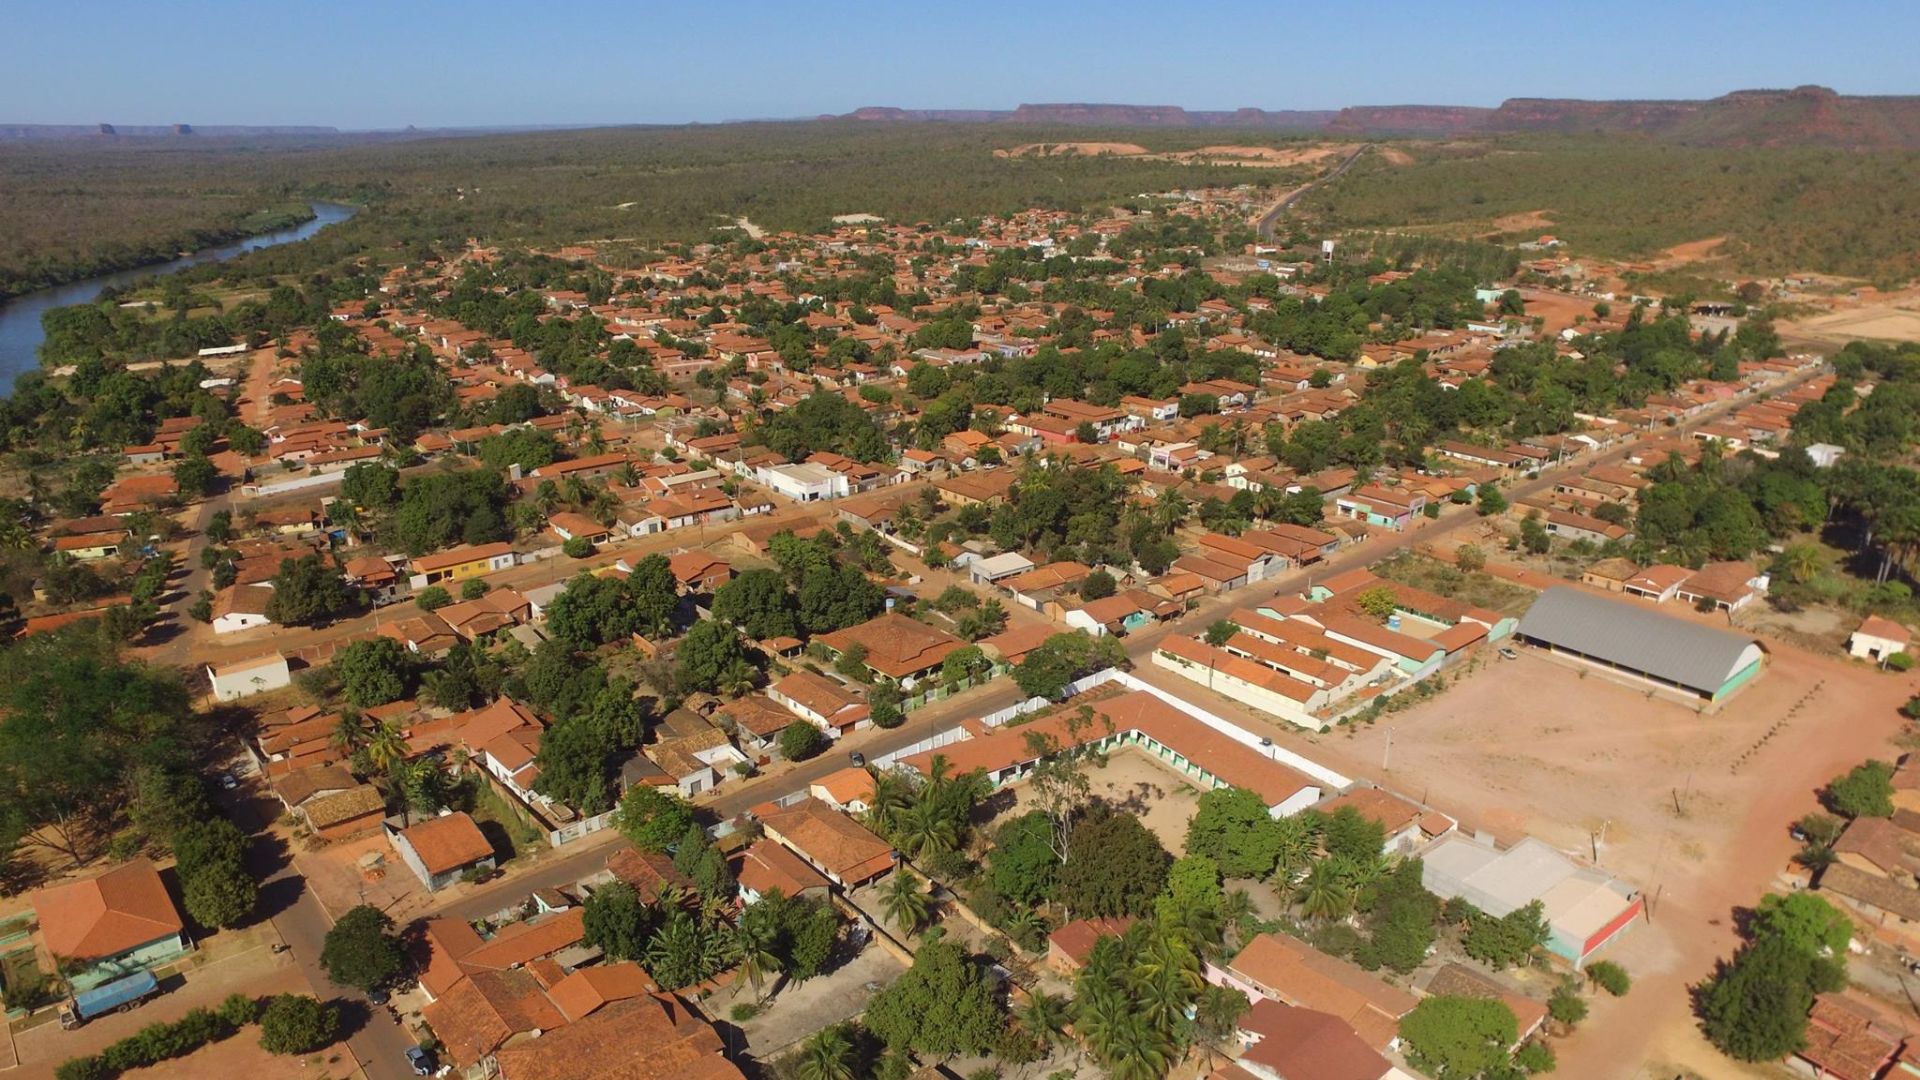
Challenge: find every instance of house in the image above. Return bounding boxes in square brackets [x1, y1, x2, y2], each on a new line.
[210, 583, 276, 634]
[1620, 563, 1691, 603]
[547, 512, 612, 545]
[667, 550, 733, 594]
[1334, 486, 1426, 531]
[816, 612, 964, 688]
[809, 767, 876, 813]
[963, 551, 1036, 586]
[388, 811, 497, 892]
[1046, 916, 1135, 976]
[31, 859, 191, 990]
[1419, 963, 1548, 1045]
[645, 707, 749, 797]
[759, 462, 850, 502]
[408, 542, 518, 590]
[733, 838, 832, 905]
[1317, 787, 1456, 855]
[1850, 616, 1911, 664]
[1231, 998, 1418, 1080]
[1208, 933, 1418, 1053]
[207, 652, 291, 702]
[1675, 560, 1766, 613]
[756, 797, 897, 888]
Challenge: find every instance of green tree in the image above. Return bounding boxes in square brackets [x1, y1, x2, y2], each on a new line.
[582, 880, 654, 961]
[1463, 900, 1550, 970]
[414, 585, 451, 610]
[1751, 892, 1853, 958]
[1701, 933, 1834, 1062]
[1827, 760, 1895, 819]
[1586, 960, 1631, 996]
[1399, 996, 1519, 1079]
[258, 995, 338, 1055]
[1185, 787, 1282, 879]
[1080, 569, 1117, 600]
[1057, 803, 1170, 918]
[333, 637, 411, 709]
[612, 787, 695, 853]
[676, 618, 754, 694]
[319, 905, 404, 993]
[711, 568, 799, 640]
[1204, 619, 1239, 647]
[623, 553, 681, 638]
[1354, 586, 1399, 622]
[988, 810, 1060, 907]
[172, 818, 257, 930]
[1548, 982, 1588, 1028]
[778, 719, 827, 762]
[1478, 484, 1508, 517]
[1455, 543, 1486, 572]
[1013, 631, 1124, 700]
[865, 938, 1003, 1057]
[265, 555, 355, 626]
[461, 577, 491, 601]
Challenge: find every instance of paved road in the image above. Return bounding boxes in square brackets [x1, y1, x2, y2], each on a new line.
[223, 779, 418, 1080]
[417, 363, 1826, 928]
[1255, 143, 1370, 240]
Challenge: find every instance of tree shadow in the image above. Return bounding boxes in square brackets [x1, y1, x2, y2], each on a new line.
[329, 995, 376, 1041]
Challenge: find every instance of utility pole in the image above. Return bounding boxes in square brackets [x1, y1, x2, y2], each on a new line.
[1383, 726, 1393, 771]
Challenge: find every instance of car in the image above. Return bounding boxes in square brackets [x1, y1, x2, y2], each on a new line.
[1498, 647, 1519, 661]
[848, 751, 866, 766]
[404, 1046, 437, 1077]
[218, 773, 239, 790]
[368, 986, 390, 1006]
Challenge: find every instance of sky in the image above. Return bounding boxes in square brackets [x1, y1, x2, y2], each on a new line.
[6, 1, 1919, 129]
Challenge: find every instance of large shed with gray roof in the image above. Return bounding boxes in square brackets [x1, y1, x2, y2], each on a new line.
[1515, 586, 1765, 701]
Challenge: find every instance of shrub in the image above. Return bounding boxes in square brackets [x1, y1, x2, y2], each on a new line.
[218, 992, 262, 1027]
[415, 586, 451, 610]
[259, 995, 338, 1055]
[1888, 651, 1916, 672]
[1586, 960, 1631, 997]
[461, 578, 491, 600]
[55, 1059, 109, 1080]
[563, 536, 594, 559]
[779, 719, 827, 762]
[730, 1002, 761, 1022]
[1515, 1040, 1556, 1073]
[1547, 985, 1588, 1028]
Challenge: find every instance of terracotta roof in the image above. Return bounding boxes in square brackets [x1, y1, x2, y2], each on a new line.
[817, 612, 963, 679]
[1047, 916, 1134, 967]
[303, 784, 385, 830]
[757, 798, 896, 884]
[733, 839, 830, 899]
[462, 908, 588, 972]
[1225, 933, 1417, 1052]
[545, 962, 658, 1021]
[1802, 994, 1908, 1080]
[399, 812, 496, 875]
[423, 967, 566, 1067]
[606, 847, 696, 905]
[1237, 998, 1393, 1080]
[1858, 615, 1911, 644]
[492, 994, 743, 1080]
[1422, 962, 1546, 1039]
[418, 917, 487, 1000]
[811, 766, 876, 808]
[32, 858, 183, 962]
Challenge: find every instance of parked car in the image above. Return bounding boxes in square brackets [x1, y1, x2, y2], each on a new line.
[219, 773, 239, 790]
[404, 1046, 438, 1076]
[1498, 647, 1519, 660]
[848, 751, 866, 766]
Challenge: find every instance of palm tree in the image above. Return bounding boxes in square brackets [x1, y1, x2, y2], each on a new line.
[879, 870, 929, 935]
[897, 800, 957, 860]
[1299, 860, 1354, 924]
[1017, 989, 1070, 1053]
[735, 922, 780, 1003]
[617, 460, 641, 488]
[331, 712, 370, 754]
[796, 1026, 856, 1080]
[1153, 488, 1189, 534]
[1270, 818, 1314, 895]
[865, 771, 913, 836]
[1776, 543, 1822, 586]
[1220, 888, 1256, 951]
[366, 719, 410, 774]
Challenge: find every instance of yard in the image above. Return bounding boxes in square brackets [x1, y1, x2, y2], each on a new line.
[1371, 552, 1539, 619]
[1009, 745, 1205, 858]
[731, 942, 905, 1061]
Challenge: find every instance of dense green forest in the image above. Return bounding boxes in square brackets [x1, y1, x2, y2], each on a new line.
[1302, 138, 1920, 283]
[0, 124, 1304, 300]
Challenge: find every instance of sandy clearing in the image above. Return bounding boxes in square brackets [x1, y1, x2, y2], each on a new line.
[1655, 235, 1730, 268]
[995, 141, 1151, 158]
[1786, 303, 1920, 345]
[1377, 147, 1415, 166]
[1489, 208, 1556, 234]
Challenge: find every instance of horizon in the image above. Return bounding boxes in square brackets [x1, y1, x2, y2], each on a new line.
[4, 0, 1918, 128]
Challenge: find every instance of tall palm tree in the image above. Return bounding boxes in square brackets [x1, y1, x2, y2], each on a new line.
[1219, 888, 1256, 952]
[1270, 816, 1315, 895]
[879, 870, 929, 935]
[735, 922, 780, 1003]
[617, 460, 641, 488]
[865, 771, 913, 836]
[796, 1026, 856, 1080]
[897, 800, 957, 860]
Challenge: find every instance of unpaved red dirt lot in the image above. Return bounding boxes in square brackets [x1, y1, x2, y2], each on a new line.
[1327, 644, 1913, 1079]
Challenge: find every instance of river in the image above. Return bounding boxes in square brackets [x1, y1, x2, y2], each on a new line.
[0, 200, 359, 396]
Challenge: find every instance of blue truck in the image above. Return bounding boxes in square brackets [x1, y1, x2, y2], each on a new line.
[58, 970, 159, 1029]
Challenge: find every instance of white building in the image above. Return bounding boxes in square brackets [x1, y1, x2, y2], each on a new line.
[208, 653, 291, 702]
[1849, 615, 1911, 664]
[756, 462, 850, 503]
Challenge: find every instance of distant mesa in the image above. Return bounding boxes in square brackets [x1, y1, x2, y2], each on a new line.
[0, 123, 340, 140]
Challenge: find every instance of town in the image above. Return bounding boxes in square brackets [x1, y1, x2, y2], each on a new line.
[3, 95, 1920, 1080]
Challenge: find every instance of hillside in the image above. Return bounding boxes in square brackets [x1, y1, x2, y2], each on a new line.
[845, 88, 1920, 149]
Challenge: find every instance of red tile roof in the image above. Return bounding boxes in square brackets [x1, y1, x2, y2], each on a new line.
[32, 858, 182, 962]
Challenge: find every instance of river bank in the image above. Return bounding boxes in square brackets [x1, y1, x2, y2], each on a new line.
[0, 201, 358, 395]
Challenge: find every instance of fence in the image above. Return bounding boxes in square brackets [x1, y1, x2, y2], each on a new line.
[546, 808, 615, 848]
[872, 726, 974, 770]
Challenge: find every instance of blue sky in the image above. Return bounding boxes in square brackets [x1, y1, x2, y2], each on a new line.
[5, 1, 1918, 129]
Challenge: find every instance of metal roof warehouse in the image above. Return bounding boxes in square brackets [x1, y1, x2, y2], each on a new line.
[1515, 586, 1765, 701]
